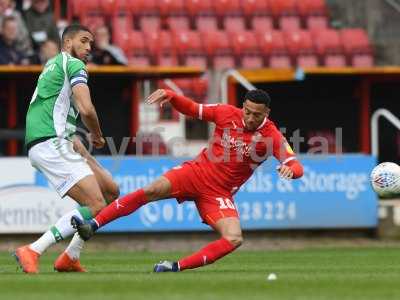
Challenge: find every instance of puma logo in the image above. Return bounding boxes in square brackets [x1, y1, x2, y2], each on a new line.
[115, 199, 124, 209]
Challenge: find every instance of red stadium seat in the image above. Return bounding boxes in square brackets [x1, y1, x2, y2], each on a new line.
[111, 16, 133, 50]
[127, 31, 151, 66]
[159, 0, 190, 30]
[99, 0, 129, 16]
[129, 0, 160, 31]
[297, 0, 328, 29]
[284, 30, 318, 67]
[340, 29, 374, 67]
[139, 17, 161, 32]
[145, 30, 179, 66]
[76, 0, 100, 17]
[257, 30, 292, 68]
[186, 0, 218, 31]
[174, 31, 207, 67]
[231, 31, 263, 68]
[215, 0, 245, 31]
[202, 30, 235, 69]
[251, 17, 273, 31]
[241, 0, 272, 30]
[269, 0, 301, 30]
[81, 15, 105, 33]
[312, 29, 346, 67]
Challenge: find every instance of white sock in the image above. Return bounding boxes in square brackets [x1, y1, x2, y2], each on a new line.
[29, 231, 55, 255]
[29, 208, 86, 255]
[65, 233, 85, 260]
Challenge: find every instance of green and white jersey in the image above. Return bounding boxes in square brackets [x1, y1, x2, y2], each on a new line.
[25, 51, 88, 145]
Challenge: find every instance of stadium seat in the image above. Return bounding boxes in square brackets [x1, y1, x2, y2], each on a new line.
[129, 0, 160, 31]
[159, 0, 190, 30]
[241, 0, 273, 30]
[269, 0, 301, 31]
[139, 17, 162, 32]
[252, 17, 274, 31]
[128, 31, 151, 66]
[340, 29, 374, 67]
[145, 30, 179, 66]
[81, 15, 105, 33]
[312, 29, 346, 67]
[297, 0, 328, 29]
[71, 0, 99, 18]
[99, 0, 128, 16]
[284, 30, 318, 67]
[231, 31, 263, 68]
[215, 0, 245, 31]
[173, 31, 207, 68]
[202, 30, 235, 69]
[257, 30, 292, 68]
[112, 16, 132, 49]
[186, 0, 218, 31]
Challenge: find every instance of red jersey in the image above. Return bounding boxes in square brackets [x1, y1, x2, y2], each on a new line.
[183, 104, 297, 196]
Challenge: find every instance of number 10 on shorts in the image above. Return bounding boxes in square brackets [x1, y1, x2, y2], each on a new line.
[216, 197, 236, 210]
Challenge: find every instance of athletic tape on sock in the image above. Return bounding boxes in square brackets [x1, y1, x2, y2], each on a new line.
[50, 226, 63, 242]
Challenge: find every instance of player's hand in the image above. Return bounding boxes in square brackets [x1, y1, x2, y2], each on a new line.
[277, 165, 294, 179]
[145, 89, 173, 107]
[87, 133, 105, 149]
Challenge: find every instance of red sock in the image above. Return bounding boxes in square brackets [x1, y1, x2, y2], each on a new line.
[95, 189, 147, 227]
[178, 238, 236, 271]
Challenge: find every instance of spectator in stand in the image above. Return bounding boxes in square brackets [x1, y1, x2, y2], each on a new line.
[0, 15, 29, 64]
[0, 0, 33, 56]
[91, 25, 127, 65]
[30, 38, 59, 64]
[24, 0, 60, 50]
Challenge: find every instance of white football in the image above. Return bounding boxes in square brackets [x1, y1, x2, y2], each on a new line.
[370, 162, 400, 197]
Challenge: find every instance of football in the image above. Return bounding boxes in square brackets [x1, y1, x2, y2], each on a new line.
[370, 162, 400, 197]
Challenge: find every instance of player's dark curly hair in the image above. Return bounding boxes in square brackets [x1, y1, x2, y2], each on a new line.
[245, 89, 271, 108]
[62, 24, 92, 44]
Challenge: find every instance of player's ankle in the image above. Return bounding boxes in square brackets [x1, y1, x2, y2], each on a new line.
[172, 262, 180, 272]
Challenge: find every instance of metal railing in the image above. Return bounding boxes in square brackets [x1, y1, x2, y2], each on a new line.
[371, 108, 400, 157]
[220, 69, 256, 104]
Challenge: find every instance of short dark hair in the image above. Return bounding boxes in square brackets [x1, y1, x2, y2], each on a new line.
[245, 89, 271, 108]
[61, 24, 92, 44]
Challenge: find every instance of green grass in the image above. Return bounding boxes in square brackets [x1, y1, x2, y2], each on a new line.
[0, 248, 399, 300]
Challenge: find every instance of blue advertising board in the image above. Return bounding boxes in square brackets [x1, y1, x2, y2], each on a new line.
[35, 154, 378, 231]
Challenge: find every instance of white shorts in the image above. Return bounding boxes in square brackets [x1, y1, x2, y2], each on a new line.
[28, 138, 94, 197]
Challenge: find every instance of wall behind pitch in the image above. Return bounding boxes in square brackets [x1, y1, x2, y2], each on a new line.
[0, 155, 377, 233]
[32, 155, 378, 232]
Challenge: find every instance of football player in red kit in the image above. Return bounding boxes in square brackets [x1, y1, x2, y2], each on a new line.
[72, 89, 303, 272]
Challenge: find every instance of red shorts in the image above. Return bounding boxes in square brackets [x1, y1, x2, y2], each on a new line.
[163, 163, 239, 227]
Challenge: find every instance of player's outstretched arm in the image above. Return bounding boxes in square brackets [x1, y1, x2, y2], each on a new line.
[145, 89, 200, 119]
[73, 83, 105, 149]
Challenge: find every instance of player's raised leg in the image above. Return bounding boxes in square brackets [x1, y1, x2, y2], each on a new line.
[72, 176, 171, 241]
[15, 174, 106, 274]
[154, 217, 242, 272]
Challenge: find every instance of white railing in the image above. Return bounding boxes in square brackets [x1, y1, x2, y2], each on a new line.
[371, 108, 400, 157]
[220, 69, 256, 104]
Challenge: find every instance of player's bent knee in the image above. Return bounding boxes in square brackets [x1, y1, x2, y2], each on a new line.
[224, 234, 243, 248]
[87, 197, 107, 216]
[104, 182, 120, 203]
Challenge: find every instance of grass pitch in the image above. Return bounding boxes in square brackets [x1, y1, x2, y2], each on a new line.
[0, 247, 399, 300]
